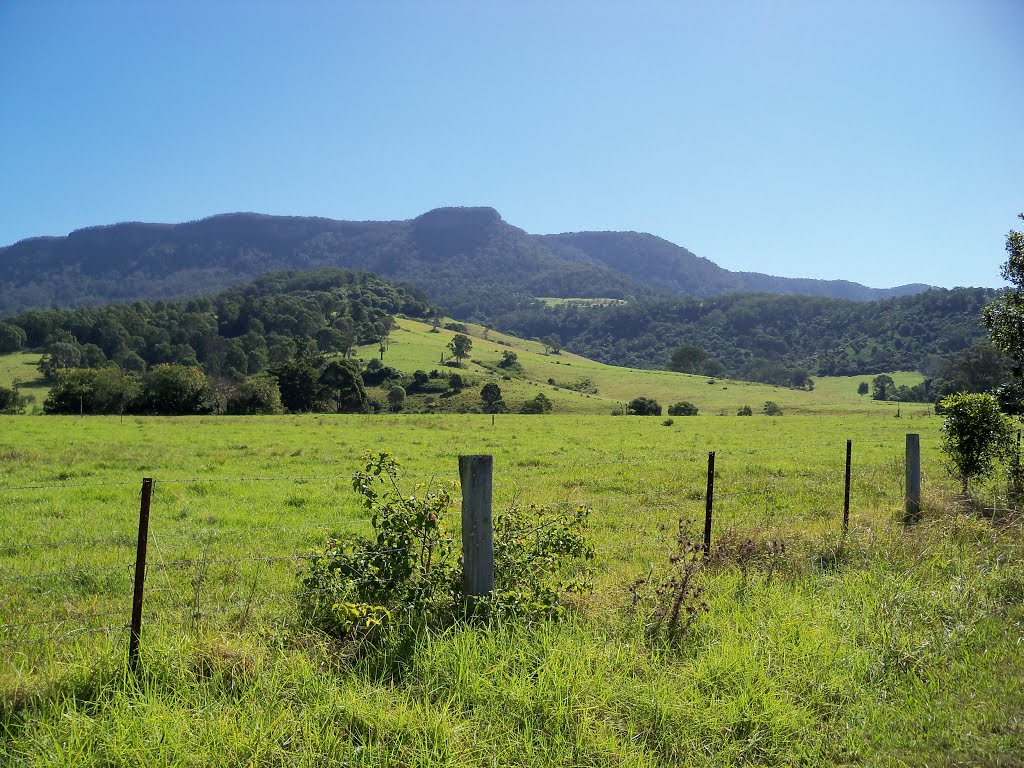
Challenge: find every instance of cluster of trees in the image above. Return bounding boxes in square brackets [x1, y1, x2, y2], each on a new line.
[497, 288, 993, 384]
[0, 270, 434, 386]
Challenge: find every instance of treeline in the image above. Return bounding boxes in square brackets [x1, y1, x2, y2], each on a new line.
[0, 269, 434, 380]
[496, 287, 995, 382]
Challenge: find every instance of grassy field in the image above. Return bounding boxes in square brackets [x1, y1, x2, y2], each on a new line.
[1, 407, 1022, 765]
[368, 318, 928, 417]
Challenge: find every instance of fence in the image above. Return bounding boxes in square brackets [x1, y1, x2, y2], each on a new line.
[0, 435, 931, 673]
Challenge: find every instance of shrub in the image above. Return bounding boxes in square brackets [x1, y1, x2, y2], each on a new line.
[386, 384, 406, 413]
[737, 405, 753, 416]
[939, 392, 1015, 494]
[301, 453, 593, 638]
[662, 418, 674, 426]
[762, 401, 783, 416]
[520, 393, 553, 414]
[668, 401, 699, 416]
[226, 373, 283, 415]
[497, 350, 519, 370]
[627, 397, 662, 416]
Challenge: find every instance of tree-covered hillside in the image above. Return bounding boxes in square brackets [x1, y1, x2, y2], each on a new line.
[496, 287, 995, 381]
[0, 269, 434, 379]
[0, 207, 930, 318]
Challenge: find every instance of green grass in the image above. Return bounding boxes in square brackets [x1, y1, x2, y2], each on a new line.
[371, 319, 927, 416]
[1, 410, 1022, 765]
[0, 353, 47, 408]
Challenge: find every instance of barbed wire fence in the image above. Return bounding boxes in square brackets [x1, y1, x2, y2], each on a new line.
[0, 434, 943, 671]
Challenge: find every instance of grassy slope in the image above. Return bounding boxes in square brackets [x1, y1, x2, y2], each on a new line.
[0, 353, 47, 408]
[372, 318, 926, 416]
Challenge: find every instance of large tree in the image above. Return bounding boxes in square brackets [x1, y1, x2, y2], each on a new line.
[983, 214, 1024, 368]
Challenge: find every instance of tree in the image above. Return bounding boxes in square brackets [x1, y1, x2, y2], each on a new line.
[541, 335, 562, 355]
[143, 364, 216, 415]
[762, 401, 783, 416]
[668, 401, 699, 416]
[320, 359, 368, 413]
[520, 392, 553, 414]
[497, 350, 519, 369]
[480, 382, 504, 413]
[939, 392, 1014, 494]
[226, 373, 283, 415]
[448, 372, 465, 392]
[0, 323, 26, 355]
[871, 374, 896, 401]
[857, 381, 869, 396]
[983, 213, 1024, 368]
[386, 384, 406, 413]
[0, 385, 28, 414]
[271, 358, 323, 413]
[627, 397, 662, 416]
[667, 345, 707, 374]
[737, 405, 753, 416]
[448, 334, 473, 364]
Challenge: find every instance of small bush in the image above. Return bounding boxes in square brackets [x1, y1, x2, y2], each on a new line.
[762, 401, 783, 416]
[662, 418, 674, 426]
[627, 397, 662, 416]
[737, 405, 753, 416]
[668, 401, 699, 416]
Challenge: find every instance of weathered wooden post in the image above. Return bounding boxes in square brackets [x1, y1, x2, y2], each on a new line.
[459, 455, 494, 611]
[703, 452, 715, 557]
[129, 477, 153, 672]
[843, 439, 852, 533]
[905, 434, 921, 524]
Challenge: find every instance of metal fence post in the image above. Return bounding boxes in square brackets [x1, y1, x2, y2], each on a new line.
[843, 439, 852, 533]
[703, 452, 715, 557]
[129, 477, 153, 672]
[905, 434, 921, 524]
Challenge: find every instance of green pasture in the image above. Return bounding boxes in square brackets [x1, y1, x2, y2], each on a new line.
[0, 353, 47, 408]
[1, 411, 1022, 765]
[366, 318, 926, 416]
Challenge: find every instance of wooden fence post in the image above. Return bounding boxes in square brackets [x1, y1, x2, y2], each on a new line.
[843, 439, 852, 533]
[905, 434, 921, 524]
[703, 452, 715, 557]
[129, 477, 153, 672]
[459, 455, 494, 611]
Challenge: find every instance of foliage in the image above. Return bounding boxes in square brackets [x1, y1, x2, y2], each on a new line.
[982, 213, 1024, 368]
[447, 333, 473, 363]
[938, 392, 1015, 493]
[858, 381, 869, 396]
[871, 374, 896, 400]
[447, 372, 465, 392]
[737, 404, 753, 415]
[519, 392, 553, 414]
[666, 344, 707, 374]
[497, 350, 519, 369]
[763, 401, 783, 416]
[386, 384, 406, 413]
[0, 322, 26, 355]
[225, 373, 283, 415]
[626, 396, 662, 416]
[480, 382, 504, 413]
[667, 401, 699, 416]
[142, 364, 216, 415]
[44, 367, 142, 415]
[0, 384, 29, 414]
[301, 452, 592, 637]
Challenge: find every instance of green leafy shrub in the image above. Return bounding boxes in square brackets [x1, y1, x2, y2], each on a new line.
[762, 401, 783, 416]
[520, 393, 553, 414]
[737, 405, 753, 416]
[668, 401, 699, 416]
[939, 392, 1015, 494]
[627, 397, 662, 416]
[301, 452, 593, 639]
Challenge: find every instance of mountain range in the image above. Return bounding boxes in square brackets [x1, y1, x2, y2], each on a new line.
[0, 206, 931, 318]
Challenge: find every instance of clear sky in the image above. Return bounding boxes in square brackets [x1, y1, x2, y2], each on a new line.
[1, 1, 1020, 289]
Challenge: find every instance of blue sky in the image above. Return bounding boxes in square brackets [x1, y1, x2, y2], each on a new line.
[1, 1, 1020, 289]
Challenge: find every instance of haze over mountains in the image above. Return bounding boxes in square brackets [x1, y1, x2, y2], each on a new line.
[0, 207, 930, 318]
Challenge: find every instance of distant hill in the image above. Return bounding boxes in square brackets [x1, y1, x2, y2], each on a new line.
[0, 207, 931, 317]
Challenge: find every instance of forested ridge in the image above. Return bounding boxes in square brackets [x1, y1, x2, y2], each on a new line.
[0, 207, 929, 317]
[495, 287, 996, 381]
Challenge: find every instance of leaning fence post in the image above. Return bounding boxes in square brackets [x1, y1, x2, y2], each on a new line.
[703, 452, 715, 557]
[459, 455, 494, 612]
[129, 477, 153, 672]
[843, 439, 852, 533]
[905, 434, 921, 524]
